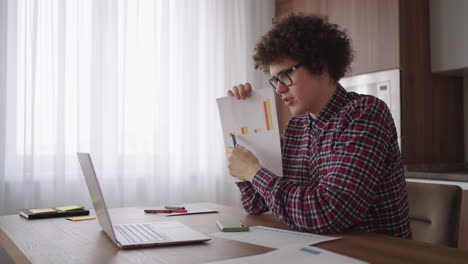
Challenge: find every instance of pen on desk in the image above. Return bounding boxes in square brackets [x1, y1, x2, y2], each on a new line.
[164, 205, 186, 210]
[231, 134, 237, 148]
[144, 209, 188, 214]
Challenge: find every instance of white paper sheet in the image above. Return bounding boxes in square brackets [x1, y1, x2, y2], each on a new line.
[207, 244, 368, 264]
[216, 88, 283, 181]
[210, 226, 340, 249]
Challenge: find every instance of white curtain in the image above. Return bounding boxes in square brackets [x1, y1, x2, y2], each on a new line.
[0, 0, 274, 215]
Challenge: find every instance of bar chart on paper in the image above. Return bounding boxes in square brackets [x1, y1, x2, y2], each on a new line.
[216, 88, 283, 181]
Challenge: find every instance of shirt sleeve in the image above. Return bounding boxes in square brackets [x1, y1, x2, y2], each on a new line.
[235, 122, 288, 215]
[250, 101, 392, 233]
[236, 182, 269, 214]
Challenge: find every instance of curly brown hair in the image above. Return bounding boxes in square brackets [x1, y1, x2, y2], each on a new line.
[253, 14, 354, 82]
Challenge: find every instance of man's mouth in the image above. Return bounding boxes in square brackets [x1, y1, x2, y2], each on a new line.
[283, 96, 294, 106]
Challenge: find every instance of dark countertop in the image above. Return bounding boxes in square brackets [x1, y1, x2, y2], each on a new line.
[405, 171, 468, 183]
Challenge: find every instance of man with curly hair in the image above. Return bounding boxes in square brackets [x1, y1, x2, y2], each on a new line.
[226, 14, 412, 239]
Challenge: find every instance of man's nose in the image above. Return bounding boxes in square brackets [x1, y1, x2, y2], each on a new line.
[275, 82, 288, 94]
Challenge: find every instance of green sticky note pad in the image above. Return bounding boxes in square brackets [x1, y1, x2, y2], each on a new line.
[55, 205, 85, 212]
[216, 220, 249, 232]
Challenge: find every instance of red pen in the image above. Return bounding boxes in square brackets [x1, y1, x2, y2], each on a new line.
[144, 209, 187, 213]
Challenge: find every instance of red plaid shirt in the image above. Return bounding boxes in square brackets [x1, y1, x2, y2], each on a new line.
[237, 84, 412, 239]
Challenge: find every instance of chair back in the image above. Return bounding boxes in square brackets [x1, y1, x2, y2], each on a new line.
[406, 181, 462, 247]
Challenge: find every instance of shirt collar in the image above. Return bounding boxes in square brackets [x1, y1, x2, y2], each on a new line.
[309, 83, 348, 130]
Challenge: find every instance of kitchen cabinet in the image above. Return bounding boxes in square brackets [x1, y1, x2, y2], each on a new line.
[275, 0, 465, 169]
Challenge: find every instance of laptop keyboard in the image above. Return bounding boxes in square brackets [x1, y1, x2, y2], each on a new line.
[114, 223, 169, 243]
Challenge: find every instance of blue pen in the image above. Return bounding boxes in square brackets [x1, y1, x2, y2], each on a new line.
[231, 134, 237, 148]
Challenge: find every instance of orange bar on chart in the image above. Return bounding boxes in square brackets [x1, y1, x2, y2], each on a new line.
[266, 99, 274, 130]
[263, 101, 270, 130]
[263, 99, 274, 131]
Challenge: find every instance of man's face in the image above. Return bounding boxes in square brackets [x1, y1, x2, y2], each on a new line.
[269, 57, 331, 117]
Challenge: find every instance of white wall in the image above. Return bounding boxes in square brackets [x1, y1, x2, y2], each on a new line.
[0, 0, 6, 190]
[430, 0, 468, 73]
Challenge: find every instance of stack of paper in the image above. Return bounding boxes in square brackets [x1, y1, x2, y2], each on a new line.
[211, 226, 340, 248]
[207, 245, 368, 264]
[210, 226, 366, 263]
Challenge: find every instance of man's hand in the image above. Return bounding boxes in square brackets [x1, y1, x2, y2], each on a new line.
[226, 145, 262, 182]
[227, 83, 253, 100]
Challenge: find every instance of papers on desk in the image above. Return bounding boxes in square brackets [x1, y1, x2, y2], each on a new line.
[207, 244, 368, 264]
[166, 205, 218, 216]
[145, 205, 218, 216]
[211, 226, 340, 249]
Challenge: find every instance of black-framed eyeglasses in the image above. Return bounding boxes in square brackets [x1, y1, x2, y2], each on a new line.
[269, 63, 304, 90]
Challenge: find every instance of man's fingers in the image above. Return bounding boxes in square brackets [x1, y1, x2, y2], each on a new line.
[236, 144, 247, 151]
[228, 83, 253, 100]
[238, 84, 246, 99]
[245, 83, 252, 96]
[226, 146, 234, 154]
[232, 86, 240, 99]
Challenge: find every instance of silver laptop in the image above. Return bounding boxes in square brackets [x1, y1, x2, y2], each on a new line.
[77, 152, 211, 248]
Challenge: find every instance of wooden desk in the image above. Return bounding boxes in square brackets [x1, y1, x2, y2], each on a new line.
[1, 203, 467, 264]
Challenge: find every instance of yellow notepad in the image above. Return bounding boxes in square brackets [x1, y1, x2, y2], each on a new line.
[66, 216, 96, 221]
[55, 205, 85, 212]
[29, 208, 57, 214]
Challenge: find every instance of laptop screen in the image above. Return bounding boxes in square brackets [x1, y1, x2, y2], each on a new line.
[77, 152, 118, 243]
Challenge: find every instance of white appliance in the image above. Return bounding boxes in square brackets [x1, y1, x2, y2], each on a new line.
[339, 69, 401, 149]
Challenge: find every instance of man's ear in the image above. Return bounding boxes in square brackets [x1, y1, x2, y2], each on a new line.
[317, 65, 330, 80]
[318, 63, 329, 77]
